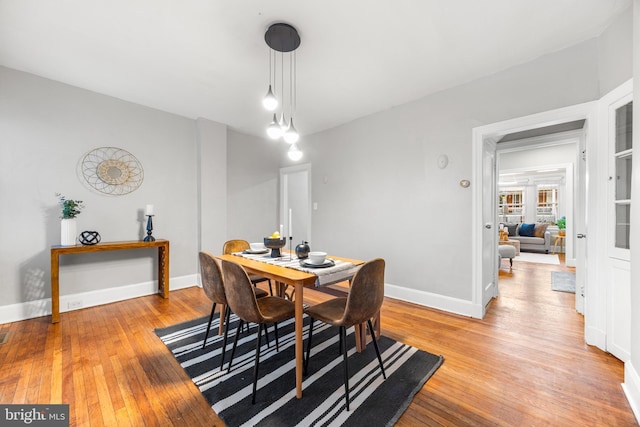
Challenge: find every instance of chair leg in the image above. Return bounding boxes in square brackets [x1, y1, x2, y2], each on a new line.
[268, 280, 274, 296]
[367, 319, 386, 379]
[338, 326, 343, 355]
[273, 322, 280, 351]
[252, 324, 263, 404]
[304, 317, 315, 375]
[263, 321, 271, 348]
[340, 326, 350, 411]
[202, 302, 217, 349]
[509, 257, 513, 267]
[219, 306, 231, 371]
[228, 319, 244, 372]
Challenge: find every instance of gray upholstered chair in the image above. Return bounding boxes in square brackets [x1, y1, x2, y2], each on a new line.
[223, 239, 274, 295]
[303, 258, 387, 411]
[221, 260, 295, 404]
[199, 252, 269, 371]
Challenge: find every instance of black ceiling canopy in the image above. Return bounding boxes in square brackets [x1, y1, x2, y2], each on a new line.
[264, 23, 300, 52]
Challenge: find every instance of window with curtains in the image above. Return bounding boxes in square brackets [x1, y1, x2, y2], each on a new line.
[536, 185, 558, 223]
[498, 189, 524, 223]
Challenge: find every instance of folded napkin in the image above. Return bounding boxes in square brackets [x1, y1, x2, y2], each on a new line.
[233, 252, 358, 287]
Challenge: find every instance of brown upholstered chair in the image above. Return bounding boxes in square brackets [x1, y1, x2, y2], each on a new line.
[223, 239, 274, 295]
[304, 258, 387, 411]
[199, 252, 269, 370]
[221, 260, 295, 404]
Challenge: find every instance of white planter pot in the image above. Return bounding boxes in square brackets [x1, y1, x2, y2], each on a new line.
[60, 218, 77, 246]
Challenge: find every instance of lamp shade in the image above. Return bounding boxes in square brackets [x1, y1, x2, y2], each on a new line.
[267, 114, 283, 139]
[283, 118, 299, 144]
[262, 85, 278, 111]
[287, 143, 303, 161]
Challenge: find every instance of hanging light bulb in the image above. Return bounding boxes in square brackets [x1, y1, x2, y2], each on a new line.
[267, 113, 283, 139]
[283, 118, 299, 144]
[262, 85, 277, 111]
[287, 143, 303, 161]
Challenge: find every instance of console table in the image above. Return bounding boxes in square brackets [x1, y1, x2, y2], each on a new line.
[50, 240, 170, 323]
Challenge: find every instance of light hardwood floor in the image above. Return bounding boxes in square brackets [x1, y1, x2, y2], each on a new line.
[0, 254, 636, 426]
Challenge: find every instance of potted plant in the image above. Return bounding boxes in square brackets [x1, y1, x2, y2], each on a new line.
[556, 216, 566, 236]
[56, 193, 84, 245]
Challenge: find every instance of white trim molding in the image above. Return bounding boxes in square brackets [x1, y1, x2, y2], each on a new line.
[0, 275, 197, 325]
[623, 362, 640, 424]
[385, 283, 482, 319]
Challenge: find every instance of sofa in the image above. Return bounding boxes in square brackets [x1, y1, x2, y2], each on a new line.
[502, 223, 551, 253]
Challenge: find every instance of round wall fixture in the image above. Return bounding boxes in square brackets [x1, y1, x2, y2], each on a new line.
[460, 179, 471, 188]
[81, 147, 144, 195]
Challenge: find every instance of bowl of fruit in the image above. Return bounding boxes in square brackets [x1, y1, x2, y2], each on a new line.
[264, 231, 286, 258]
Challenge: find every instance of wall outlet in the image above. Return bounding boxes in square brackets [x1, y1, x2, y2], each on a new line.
[68, 300, 83, 310]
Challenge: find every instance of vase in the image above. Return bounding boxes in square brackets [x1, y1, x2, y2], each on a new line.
[61, 218, 77, 246]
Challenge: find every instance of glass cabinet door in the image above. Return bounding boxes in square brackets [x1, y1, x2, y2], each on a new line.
[614, 101, 632, 250]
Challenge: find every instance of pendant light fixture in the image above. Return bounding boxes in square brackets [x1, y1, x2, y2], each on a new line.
[287, 143, 303, 161]
[263, 23, 302, 159]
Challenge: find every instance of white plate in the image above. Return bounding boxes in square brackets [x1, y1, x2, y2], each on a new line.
[301, 259, 335, 268]
[243, 249, 269, 254]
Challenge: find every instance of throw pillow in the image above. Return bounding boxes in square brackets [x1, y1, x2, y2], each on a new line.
[533, 223, 548, 238]
[505, 223, 518, 236]
[519, 223, 536, 237]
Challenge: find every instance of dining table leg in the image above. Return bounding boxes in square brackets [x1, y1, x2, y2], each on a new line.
[295, 282, 303, 398]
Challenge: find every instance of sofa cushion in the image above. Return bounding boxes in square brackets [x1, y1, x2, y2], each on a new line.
[505, 223, 518, 237]
[534, 223, 548, 238]
[519, 223, 535, 237]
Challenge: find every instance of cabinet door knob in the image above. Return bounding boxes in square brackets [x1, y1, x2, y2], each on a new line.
[577, 233, 586, 239]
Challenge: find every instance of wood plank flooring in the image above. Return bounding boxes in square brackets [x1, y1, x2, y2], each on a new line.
[0, 254, 636, 426]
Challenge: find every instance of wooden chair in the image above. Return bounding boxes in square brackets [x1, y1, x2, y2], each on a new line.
[223, 239, 274, 295]
[304, 258, 387, 411]
[199, 252, 269, 371]
[221, 260, 295, 404]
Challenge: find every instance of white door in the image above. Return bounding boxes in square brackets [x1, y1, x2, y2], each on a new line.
[574, 133, 587, 314]
[280, 164, 312, 245]
[482, 139, 498, 310]
[601, 81, 632, 362]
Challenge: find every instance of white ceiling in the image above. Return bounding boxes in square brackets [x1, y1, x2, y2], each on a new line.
[0, 0, 631, 138]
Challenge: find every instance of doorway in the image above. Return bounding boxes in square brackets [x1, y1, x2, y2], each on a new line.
[279, 164, 312, 246]
[471, 102, 597, 323]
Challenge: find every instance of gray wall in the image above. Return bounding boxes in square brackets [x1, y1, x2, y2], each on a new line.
[0, 66, 199, 309]
[226, 130, 282, 243]
[598, 8, 633, 96]
[297, 38, 601, 302]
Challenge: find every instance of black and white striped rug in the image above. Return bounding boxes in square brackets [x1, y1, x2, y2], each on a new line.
[155, 314, 443, 426]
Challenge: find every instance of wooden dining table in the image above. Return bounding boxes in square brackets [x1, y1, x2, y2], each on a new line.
[216, 252, 364, 399]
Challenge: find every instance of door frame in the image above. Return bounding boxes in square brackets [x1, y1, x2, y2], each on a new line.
[472, 102, 598, 331]
[279, 163, 312, 244]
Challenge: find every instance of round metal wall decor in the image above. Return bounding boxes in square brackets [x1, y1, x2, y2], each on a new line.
[81, 147, 144, 195]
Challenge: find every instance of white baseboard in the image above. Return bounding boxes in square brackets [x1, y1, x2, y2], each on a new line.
[623, 362, 640, 424]
[585, 325, 607, 351]
[385, 283, 482, 319]
[0, 274, 198, 325]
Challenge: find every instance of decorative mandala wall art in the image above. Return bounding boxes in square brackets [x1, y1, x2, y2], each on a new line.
[81, 147, 144, 195]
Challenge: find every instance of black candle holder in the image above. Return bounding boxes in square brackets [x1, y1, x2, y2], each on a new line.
[143, 215, 155, 242]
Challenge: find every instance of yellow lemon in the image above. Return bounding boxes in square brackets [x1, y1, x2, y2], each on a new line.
[271, 231, 280, 238]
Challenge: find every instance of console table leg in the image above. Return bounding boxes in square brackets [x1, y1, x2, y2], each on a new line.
[158, 243, 170, 298]
[50, 252, 60, 323]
